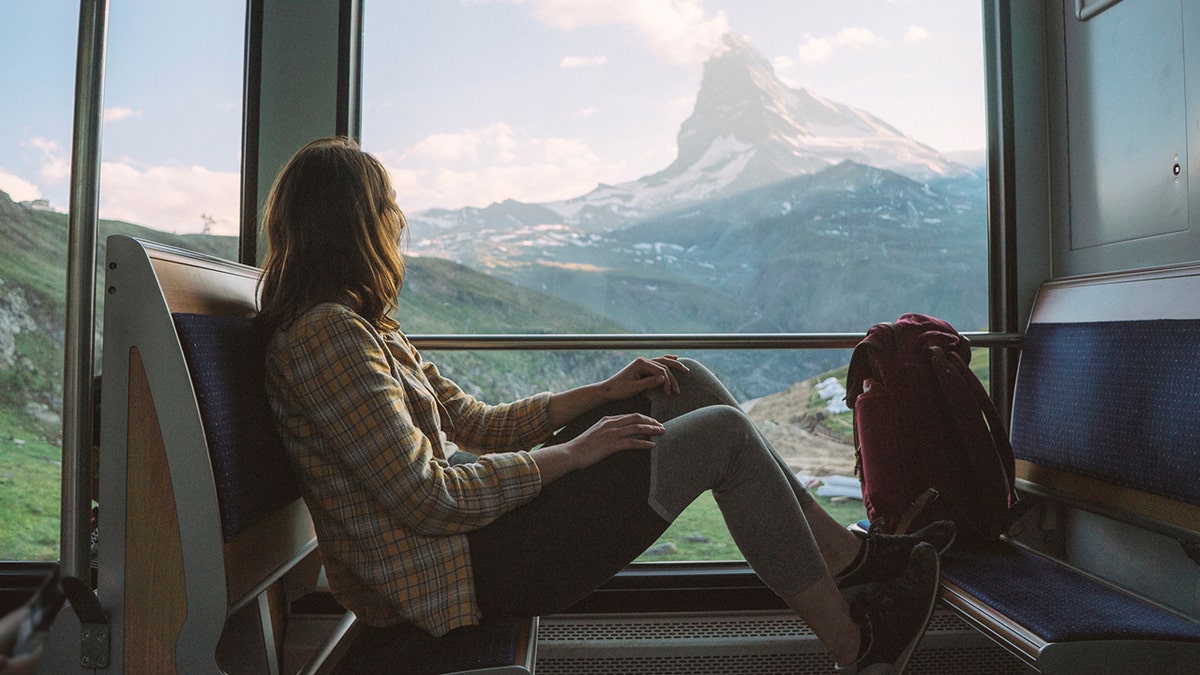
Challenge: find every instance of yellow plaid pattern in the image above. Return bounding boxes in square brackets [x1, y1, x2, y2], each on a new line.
[265, 303, 551, 635]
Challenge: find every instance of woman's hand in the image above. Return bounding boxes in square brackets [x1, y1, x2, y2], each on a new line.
[546, 355, 689, 435]
[603, 355, 690, 400]
[530, 413, 665, 484]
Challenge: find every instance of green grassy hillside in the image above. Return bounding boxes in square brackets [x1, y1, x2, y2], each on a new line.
[0, 187, 997, 563]
[0, 190, 635, 560]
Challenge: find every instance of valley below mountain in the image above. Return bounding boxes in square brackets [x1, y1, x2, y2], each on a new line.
[400, 31, 988, 397]
[0, 31, 984, 483]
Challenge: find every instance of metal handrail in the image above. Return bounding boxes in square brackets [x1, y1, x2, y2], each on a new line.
[410, 331, 1024, 351]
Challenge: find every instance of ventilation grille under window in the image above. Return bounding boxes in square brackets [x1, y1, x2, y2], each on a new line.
[536, 610, 1032, 675]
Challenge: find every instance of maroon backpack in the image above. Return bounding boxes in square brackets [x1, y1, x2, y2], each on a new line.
[844, 313, 1018, 541]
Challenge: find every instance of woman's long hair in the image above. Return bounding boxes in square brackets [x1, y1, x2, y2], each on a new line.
[257, 137, 406, 334]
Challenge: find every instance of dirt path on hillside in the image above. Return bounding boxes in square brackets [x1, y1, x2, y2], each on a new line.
[742, 380, 857, 477]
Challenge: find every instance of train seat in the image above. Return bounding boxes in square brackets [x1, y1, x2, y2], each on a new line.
[937, 264, 1200, 673]
[88, 234, 536, 674]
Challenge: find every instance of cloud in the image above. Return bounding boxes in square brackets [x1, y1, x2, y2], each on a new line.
[388, 123, 627, 211]
[99, 161, 240, 235]
[903, 25, 930, 43]
[27, 138, 70, 183]
[661, 92, 696, 122]
[104, 107, 141, 123]
[405, 123, 521, 165]
[540, 137, 592, 163]
[408, 130, 486, 163]
[771, 54, 801, 87]
[560, 55, 607, 69]
[504, 0, 730, 64]
[0, 168, 42, 202]
[797, 27, 888, 64]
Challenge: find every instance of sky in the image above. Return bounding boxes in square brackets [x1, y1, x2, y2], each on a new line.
[0, 1, 985, 237]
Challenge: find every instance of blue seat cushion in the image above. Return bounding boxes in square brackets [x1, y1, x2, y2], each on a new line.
[173, 313, 301, 541]
[941, 542, 1200, 644]
[1010, 319, 1200, 507]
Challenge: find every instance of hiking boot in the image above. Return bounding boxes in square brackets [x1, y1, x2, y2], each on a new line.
[835, 520, 955, 589]
[836, 542, 940, 674]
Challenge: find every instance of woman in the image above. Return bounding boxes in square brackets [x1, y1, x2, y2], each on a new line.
[257, 137, 951, 673]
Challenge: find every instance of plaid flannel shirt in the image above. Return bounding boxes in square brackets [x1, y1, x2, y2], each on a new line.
[264, 303, 552, 636]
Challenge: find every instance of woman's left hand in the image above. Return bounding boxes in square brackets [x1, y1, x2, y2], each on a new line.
[547, 356, 690, 431]
[603, 355, 690, 400]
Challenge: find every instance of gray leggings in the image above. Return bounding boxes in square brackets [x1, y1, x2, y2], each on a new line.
[468, 358, 826, 618]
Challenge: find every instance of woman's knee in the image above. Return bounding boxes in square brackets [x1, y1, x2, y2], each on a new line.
[675, 357, 718, 389]
[660, 405, 757, 464]
[650, 358, 737, 418]
[650, 404, 775, 511]
[704, 402, 754, 430]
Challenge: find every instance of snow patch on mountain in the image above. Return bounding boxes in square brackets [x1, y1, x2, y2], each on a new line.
[549, 135, 754, 223]
[409, 32, 975, 235]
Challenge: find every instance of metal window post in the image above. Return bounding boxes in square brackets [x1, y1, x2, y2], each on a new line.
[61, 0, 108, 585]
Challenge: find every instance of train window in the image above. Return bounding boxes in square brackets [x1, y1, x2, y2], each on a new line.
[366, 3, 988, 561]
[421, 345, 994, 562]
[98, 0, 243, 259]
[0, 0, 243, 562]
[363, 2, 988, 329]
[0, 4, 79, 562]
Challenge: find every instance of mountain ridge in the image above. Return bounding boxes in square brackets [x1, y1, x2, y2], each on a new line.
[408, 32, 975, 234]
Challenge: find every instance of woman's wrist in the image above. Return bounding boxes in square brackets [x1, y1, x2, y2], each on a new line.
[547, 382, 611, 429]
[529, 443, 577, 485]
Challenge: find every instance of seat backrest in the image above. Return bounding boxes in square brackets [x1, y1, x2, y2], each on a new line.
[91, 235, 316, 673]
[172, 313, 301, 543]
[1010, 264, 1200, 538]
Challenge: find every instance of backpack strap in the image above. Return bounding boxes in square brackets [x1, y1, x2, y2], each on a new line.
[846, 343, 871, 479]
[931, 346, 1017, 492]
[928, 345, 1020, 536]
[844, 343, 871, 408]
[895, 488, 940, 534]
[845, 325, 894, 478]
[844, 323, 895, 407]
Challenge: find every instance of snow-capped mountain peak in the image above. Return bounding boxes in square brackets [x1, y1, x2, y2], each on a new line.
[546, 33, 971, 228]
[411, 32, 973, 232]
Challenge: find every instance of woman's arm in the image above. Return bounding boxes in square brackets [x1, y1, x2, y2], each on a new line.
[267, 305, 543, 535]
[418, 351, 686, 483]
[545, 355, 690, 429]
[529, 412, 665, 484]
[529, 355, 687, 483]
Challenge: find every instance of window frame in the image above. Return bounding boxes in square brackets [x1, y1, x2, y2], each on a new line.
[346, 0, 1024, 585]
[7, 0, 1024, 595]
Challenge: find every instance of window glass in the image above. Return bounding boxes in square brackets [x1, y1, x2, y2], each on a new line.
[367, 2, 986, 561]
[0, 0, 243, 561]
[0, 2, 82, 561]
[98, 0, 244, 260]
[364, 2, 987, 331]
[425, 346, 869, 561]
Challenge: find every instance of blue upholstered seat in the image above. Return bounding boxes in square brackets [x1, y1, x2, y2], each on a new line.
[941, 542, 1200, 645]
[173, 311, 535, 674]
[173, 312, 300, 541]
[1011, 319, 1200, 508]
[933, 314, 1200, 671]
